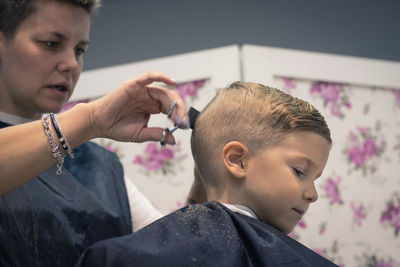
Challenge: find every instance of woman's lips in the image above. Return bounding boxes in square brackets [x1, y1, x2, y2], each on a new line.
[48, 85, 69, 99]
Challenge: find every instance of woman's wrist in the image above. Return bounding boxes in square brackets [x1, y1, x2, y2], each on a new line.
[57, 103, 98, 148]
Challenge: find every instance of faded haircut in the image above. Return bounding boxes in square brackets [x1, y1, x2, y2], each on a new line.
[0, 0, 101, 39]
[191, 81, 332, 182]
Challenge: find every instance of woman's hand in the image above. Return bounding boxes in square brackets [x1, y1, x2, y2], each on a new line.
[88, 71, 188, 145]
[0, 71, 188, 195]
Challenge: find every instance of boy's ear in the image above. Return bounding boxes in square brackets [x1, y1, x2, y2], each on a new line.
[222, 141, 249, 179]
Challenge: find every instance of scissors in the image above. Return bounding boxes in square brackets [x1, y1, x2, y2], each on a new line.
[160, 106, 199, 146]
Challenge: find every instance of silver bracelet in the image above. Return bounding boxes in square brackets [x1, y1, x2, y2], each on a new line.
[49, 113, 74, 159]
[42, 114, 65, 175]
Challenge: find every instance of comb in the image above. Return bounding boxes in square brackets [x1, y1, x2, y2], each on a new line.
[188, 107, 200, 130]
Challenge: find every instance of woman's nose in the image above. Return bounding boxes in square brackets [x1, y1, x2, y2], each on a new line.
[56, 51, 80, 74]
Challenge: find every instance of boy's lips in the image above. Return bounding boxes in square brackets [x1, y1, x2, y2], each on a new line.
[292, 208, 305, 216]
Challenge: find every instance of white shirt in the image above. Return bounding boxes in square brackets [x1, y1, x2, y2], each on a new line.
[0, 111, 162, 232]
[221, 203, 259, 220]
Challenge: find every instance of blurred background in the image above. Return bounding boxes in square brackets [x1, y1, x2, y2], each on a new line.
[84, 0, 400, 70]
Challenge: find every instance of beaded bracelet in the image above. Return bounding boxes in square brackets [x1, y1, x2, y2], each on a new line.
[49, 113, 74, 159]
[42, 114, 65, 175]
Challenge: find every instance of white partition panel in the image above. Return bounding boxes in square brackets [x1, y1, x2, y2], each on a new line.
[242, 44, 400, 89]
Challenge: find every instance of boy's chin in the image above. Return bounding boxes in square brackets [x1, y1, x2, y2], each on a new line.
[272, 222, 295, 234]
[283, 228, 295, 235]
[260, 219, 291, 234]
[277, 226, 293, 234]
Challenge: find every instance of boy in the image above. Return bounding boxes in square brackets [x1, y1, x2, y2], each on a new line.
[76, 82, 337, 266]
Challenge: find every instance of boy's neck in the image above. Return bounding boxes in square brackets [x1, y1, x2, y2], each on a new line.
[203, 185, 261, 220]
[206, 179, 247, 207]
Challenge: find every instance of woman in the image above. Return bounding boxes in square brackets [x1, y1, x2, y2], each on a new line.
[0, 0, 202, 266]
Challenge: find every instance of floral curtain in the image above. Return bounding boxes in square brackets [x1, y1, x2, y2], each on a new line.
[275, 77, 400, 267]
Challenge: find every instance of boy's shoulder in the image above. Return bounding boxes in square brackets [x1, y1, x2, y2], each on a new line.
[77, 201, 338, 267]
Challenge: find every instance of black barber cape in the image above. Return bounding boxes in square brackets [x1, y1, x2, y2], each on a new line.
[76, 201, 338, 267]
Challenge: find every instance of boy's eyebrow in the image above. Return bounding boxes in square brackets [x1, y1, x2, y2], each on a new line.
[293, 154, 316, 167]
[298, 155, 324, 179]
[51, 31, 90, 45]
[293, 154, 323, 175]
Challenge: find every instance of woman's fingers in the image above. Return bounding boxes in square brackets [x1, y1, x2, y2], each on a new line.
[133, 71, 176, 89]
[90, 71, 189, 143]
[124, 71, 188, 127]
[136, 126, 175, 145]
[145, 85, 189, 129]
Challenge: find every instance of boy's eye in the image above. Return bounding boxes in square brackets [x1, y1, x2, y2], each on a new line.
[292, 167, 305, 177]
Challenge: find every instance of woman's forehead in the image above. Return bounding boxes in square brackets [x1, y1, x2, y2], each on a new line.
[19, 1, 90, 40]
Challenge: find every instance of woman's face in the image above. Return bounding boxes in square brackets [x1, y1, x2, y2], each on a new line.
[0, 1, 90, 119]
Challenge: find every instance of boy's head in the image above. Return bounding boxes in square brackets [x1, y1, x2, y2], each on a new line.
[0, 0, 100, 40]
[191, 81, 332, 233]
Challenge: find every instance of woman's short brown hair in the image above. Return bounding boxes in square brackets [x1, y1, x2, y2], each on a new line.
[0, 0, 101, 39]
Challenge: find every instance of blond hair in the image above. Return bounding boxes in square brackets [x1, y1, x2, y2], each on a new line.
[191, 81, 331, 181]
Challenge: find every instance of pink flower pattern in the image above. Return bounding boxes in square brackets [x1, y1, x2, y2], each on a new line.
[175, 79, 207, 102]
[322, 176, 343, 205]
[310, 81, 351, 118]
[133, 142, 186, 175]
[344, 123, 386, 175]
[380, 193, 400, 236]
[350, 202, 367, 227]
[282, 77, 296, 95]
[298, 220, 307, 229]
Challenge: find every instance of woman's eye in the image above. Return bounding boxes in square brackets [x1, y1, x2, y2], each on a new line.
[75, 47, 86, 56]
[43, 41, 59, 49]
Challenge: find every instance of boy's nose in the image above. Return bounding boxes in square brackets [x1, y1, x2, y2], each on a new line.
[303, 183, 318, 203]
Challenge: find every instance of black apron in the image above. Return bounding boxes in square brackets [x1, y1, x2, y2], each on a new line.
[0, 121, 132, 267]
